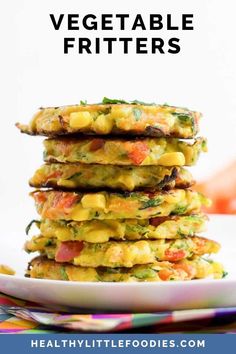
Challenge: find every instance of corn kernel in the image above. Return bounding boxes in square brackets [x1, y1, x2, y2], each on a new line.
[81, 193, 106, 210]
[69, 111, 92, 129]
[94, 114, 113, 134]
[0, 264, 15, 275]
[57, 179, 76, 188]
[158, 152, 185, 166]
[116, 175, 135, 191]
[85, 228, 112, 243]
[71, 207, 90, 221]
[67, 267, 98, 281]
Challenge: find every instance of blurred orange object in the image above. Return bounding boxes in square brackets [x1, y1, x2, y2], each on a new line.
[195, 161, 236, 214]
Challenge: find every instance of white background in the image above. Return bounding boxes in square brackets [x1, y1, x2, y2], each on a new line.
[0, 0, 236, 236]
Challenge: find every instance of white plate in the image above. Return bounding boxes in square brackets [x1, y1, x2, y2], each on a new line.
[0, 215, 236, 312]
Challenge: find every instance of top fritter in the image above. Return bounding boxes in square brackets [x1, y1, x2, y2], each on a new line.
[16, 98, 201, 138]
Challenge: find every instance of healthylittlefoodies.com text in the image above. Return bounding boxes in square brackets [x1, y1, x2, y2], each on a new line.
[30, 338, 205, 349]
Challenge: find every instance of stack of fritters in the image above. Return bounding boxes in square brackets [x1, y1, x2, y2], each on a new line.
[17, 99, 224, 282]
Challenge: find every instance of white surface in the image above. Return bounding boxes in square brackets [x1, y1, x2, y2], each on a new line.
[1, 274, 236, 312]
[0, 215, 235, 311]
[0, 0, 236, 234]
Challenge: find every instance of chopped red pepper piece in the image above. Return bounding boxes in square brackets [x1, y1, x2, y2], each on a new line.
[164, 249, 186, 262]
[127, 142, 149, 165]
[55, 241, 84, 262]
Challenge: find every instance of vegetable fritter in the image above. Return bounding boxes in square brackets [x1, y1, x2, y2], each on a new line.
[43, 137, 207, 166]
[25, 236, 220, 267]
[31, 189, 211, 221]
[16, 100, 201, 138]
[27, 256, 224, 282]
[26, 214, 208, 243]
[30, 164, 194, 191]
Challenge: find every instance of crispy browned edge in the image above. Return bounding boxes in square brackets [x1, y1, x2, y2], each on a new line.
[15, 123, 197, 138]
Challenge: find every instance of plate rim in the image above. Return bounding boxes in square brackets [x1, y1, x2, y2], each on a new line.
[0, 273, 235, 287]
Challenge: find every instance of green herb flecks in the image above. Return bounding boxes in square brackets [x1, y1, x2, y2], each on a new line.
[105, 268, 122, 274]
[95, 274, 102, 281]
[43, 151, 48, 160]
[133, 107, 142, 121]
[171, 205, 187, 215]
[222, 271, 228, 278]
[66, 172, 82, 180]
[131, 100, 156, 106]
[201, 139, 207, 151]
[60, 266, 69, 280]
[126, 223, 146, 235]
[92, 244, 103, 251]
[25, 220, 41, 235]
[134, 268, 157, 279]
[134, 268, 156, 279]
[202, 257, 214, 264]
[177, 229, 187, 238]
[185, 215, 201, 222]
[102, 97, 129, 104]
[172, 240, 187, 250]
[172, 112, 193, 125]
[139, 198, 163, 210]
[102, 97, 157, 106]
[45, 239, 53, 247]
[80, 100, 87, 105]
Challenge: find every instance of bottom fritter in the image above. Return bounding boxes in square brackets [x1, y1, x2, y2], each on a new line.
[26, 256, 224, 282]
